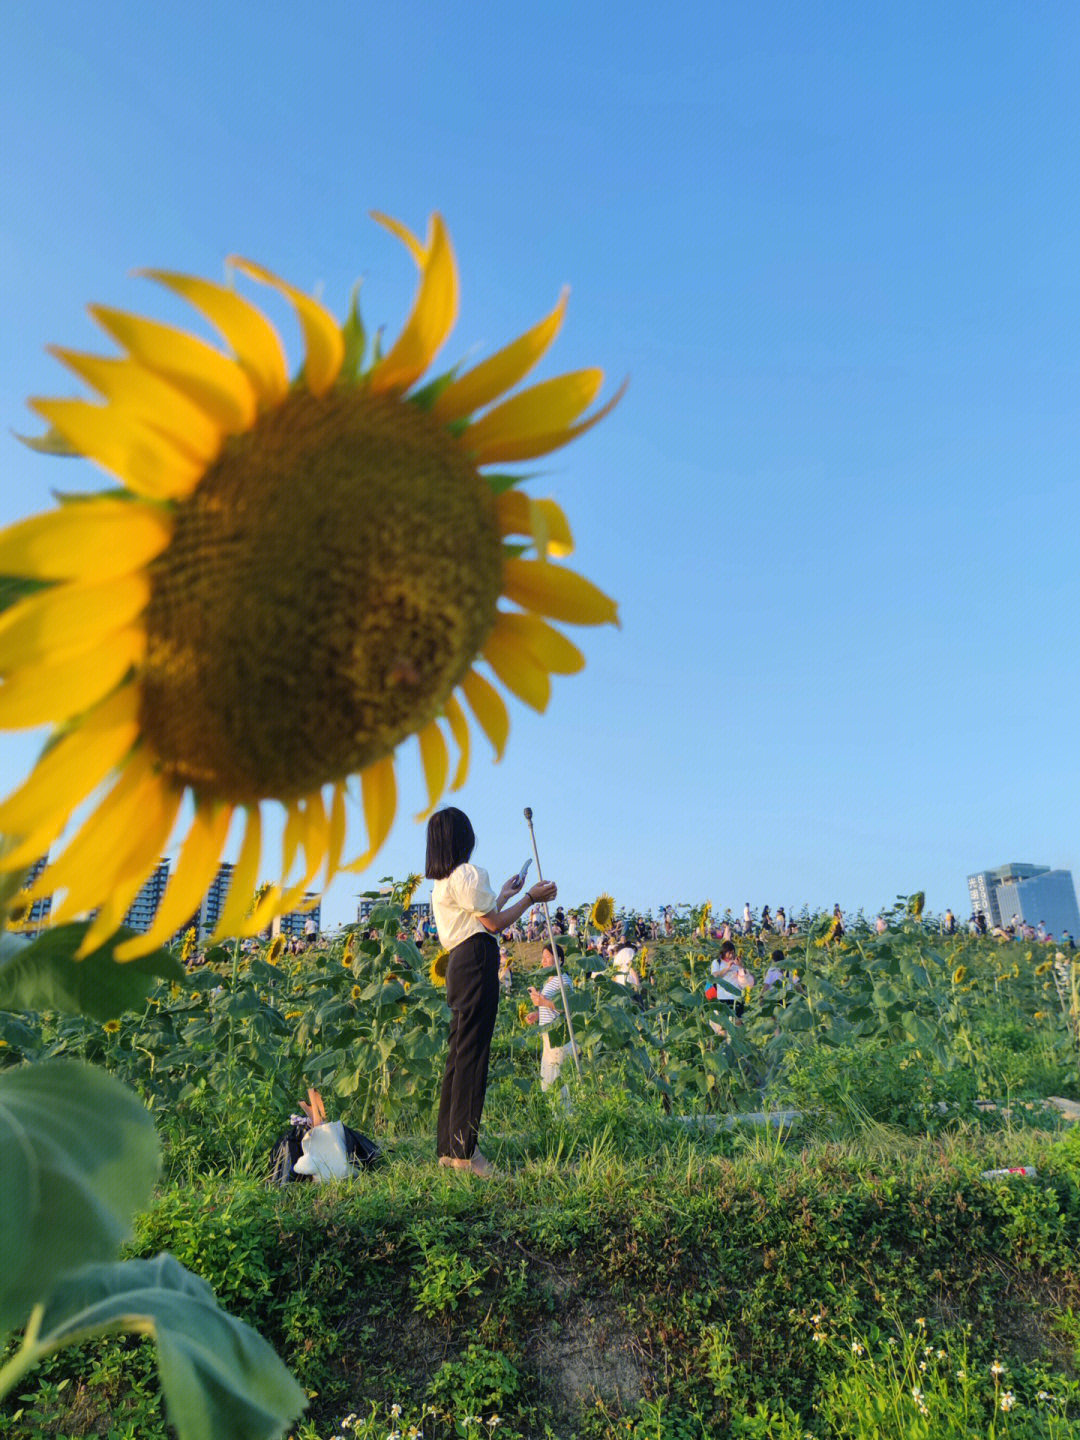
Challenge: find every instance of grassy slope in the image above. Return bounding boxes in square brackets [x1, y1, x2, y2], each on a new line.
[11, 1116, 1080, 1440]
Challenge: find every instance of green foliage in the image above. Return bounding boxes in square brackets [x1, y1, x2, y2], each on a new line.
[0, 923, 182, 1021]
[0, 1060, 159, 1338]
[34, 1255, 307, 1440]
[427, 1343, 525, 1416]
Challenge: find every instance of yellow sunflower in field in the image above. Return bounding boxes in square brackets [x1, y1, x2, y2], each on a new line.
[0, 212, 622, 960]
[590, 894, 615, 931]
[430, 950, 449, 987]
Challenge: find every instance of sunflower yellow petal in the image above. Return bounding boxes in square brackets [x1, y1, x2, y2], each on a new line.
[442, 693, 470, 791]
[228, 258, 344, 398]
[460, 670, 510, 761]
[492, 611, 585, 674]
[140, 270, 290, 406]
[369, 214, 458, 395]
[482, 629, 551, 713]
[435, 289, 568, 422]
[113, 802, 233, 960]
[0, 572, 150, 674]
[531, 499, 574, 557]
[48, 349, 223, 465]
[245, 790, 328, 935]
[0, 499, 173, 583]
[415, 721, 449, 820]
[370, 211, 427, 267]
[33, 748, 157, 915]
[325, 784, 347, 882]
[471, 376, 628, 464]
[28, 398, 202, 500]
[0, 685, 138, 839]
[280, 800, 306, 883]
[502, 559, 619, 627]
[494, 492, 574, 557]
[344, 756, 397, 870]
[0, 814, 68, 874]
[467, 369, 602, 460]
[89, 306, 257, 433]
[0, 627, 144, 728]
[75, 776, 182, 957]
[210, 807, 262, 941]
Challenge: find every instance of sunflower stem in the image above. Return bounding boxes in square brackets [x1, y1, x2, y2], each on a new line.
[227, 934, 241, 1101]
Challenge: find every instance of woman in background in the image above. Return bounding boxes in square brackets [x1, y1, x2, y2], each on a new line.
[426, 807, 556, 1176]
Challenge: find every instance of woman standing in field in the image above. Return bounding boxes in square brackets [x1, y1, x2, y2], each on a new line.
[426, 807, 557, 1176]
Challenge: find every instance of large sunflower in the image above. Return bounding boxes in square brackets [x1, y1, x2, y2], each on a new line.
[0, 212, 621, 960]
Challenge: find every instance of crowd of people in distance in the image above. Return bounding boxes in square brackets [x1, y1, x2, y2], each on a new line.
[959, 908, 1075, 947]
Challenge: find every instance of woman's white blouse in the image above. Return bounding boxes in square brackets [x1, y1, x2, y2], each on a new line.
[431, 863, 498, 949]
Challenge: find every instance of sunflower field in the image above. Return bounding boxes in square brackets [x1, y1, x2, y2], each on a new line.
[3, 897, 1080, 1439]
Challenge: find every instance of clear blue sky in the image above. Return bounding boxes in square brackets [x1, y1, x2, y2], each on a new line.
[2, 2, 1079, 927]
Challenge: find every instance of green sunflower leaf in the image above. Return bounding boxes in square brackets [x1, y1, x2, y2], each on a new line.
[339, 281, 367, 381]
[0, 575, 53, 617]
[0, 923, 183, 1021]
[14, 424, 81, 457]
[484, 473, 526, 495]
[34, 1253, 307, 1440]
[408, 364, 461, 410]
[0, 1059, 159, 1340]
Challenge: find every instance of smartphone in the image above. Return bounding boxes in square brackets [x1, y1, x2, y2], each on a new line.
[518, 858, 533, 883]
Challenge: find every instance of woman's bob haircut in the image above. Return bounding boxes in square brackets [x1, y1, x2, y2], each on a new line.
[425, 807, 476, 880]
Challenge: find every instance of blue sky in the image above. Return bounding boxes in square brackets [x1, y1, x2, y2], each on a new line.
[2, 2, 1078, 927]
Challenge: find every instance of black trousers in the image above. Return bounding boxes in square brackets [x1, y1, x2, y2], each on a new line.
[437, 931, 500, 1159]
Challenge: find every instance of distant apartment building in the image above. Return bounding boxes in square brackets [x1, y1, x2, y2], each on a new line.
[179, 861, 235, 942]
[967, 863, 1080, 939]
[16, 853, 53, 938]
[122, 858, 171, 934]
[271, 895, 322, 940]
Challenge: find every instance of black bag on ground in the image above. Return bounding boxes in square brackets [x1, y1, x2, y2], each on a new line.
[268, 1122, 381, 1184]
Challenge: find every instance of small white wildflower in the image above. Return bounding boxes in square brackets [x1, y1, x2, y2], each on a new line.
[911, 1387, 923, 1402]
[990, 1360, 1005, 1377]
[936, 1349, 946, 1360]
[490, 1419, 502, 1429]
[810, 1312, 822, 1324]
[390, 1406, 402, 1419]
[851, 1340, 864, 1356]
[956, 1369, 967, 1380]
[917, 1401, 929, 1417]
[923, 1345, 933, 1357]
[915, 1317, 926, 1328]
[1000, 1392, 1015, 1412]
[1037, 1391, 1051, 1402]
[886, 1335, 897, 1347]
[918, 1361, 927, 1372]
[813, 1329, 827, 1345]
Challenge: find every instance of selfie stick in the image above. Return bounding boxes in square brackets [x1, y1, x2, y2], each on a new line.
[523, 806, 583, 1078]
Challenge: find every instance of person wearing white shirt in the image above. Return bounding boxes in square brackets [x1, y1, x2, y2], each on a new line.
[612, 943, 641, 988]
[426, 807, 556, 1177]
[526, 943, 577, 1094]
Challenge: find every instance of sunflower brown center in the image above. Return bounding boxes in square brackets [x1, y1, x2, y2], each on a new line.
[140, 387, 502, 803]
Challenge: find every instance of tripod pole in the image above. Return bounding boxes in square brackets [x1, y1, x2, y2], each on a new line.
[523, 806, 583, 1079]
